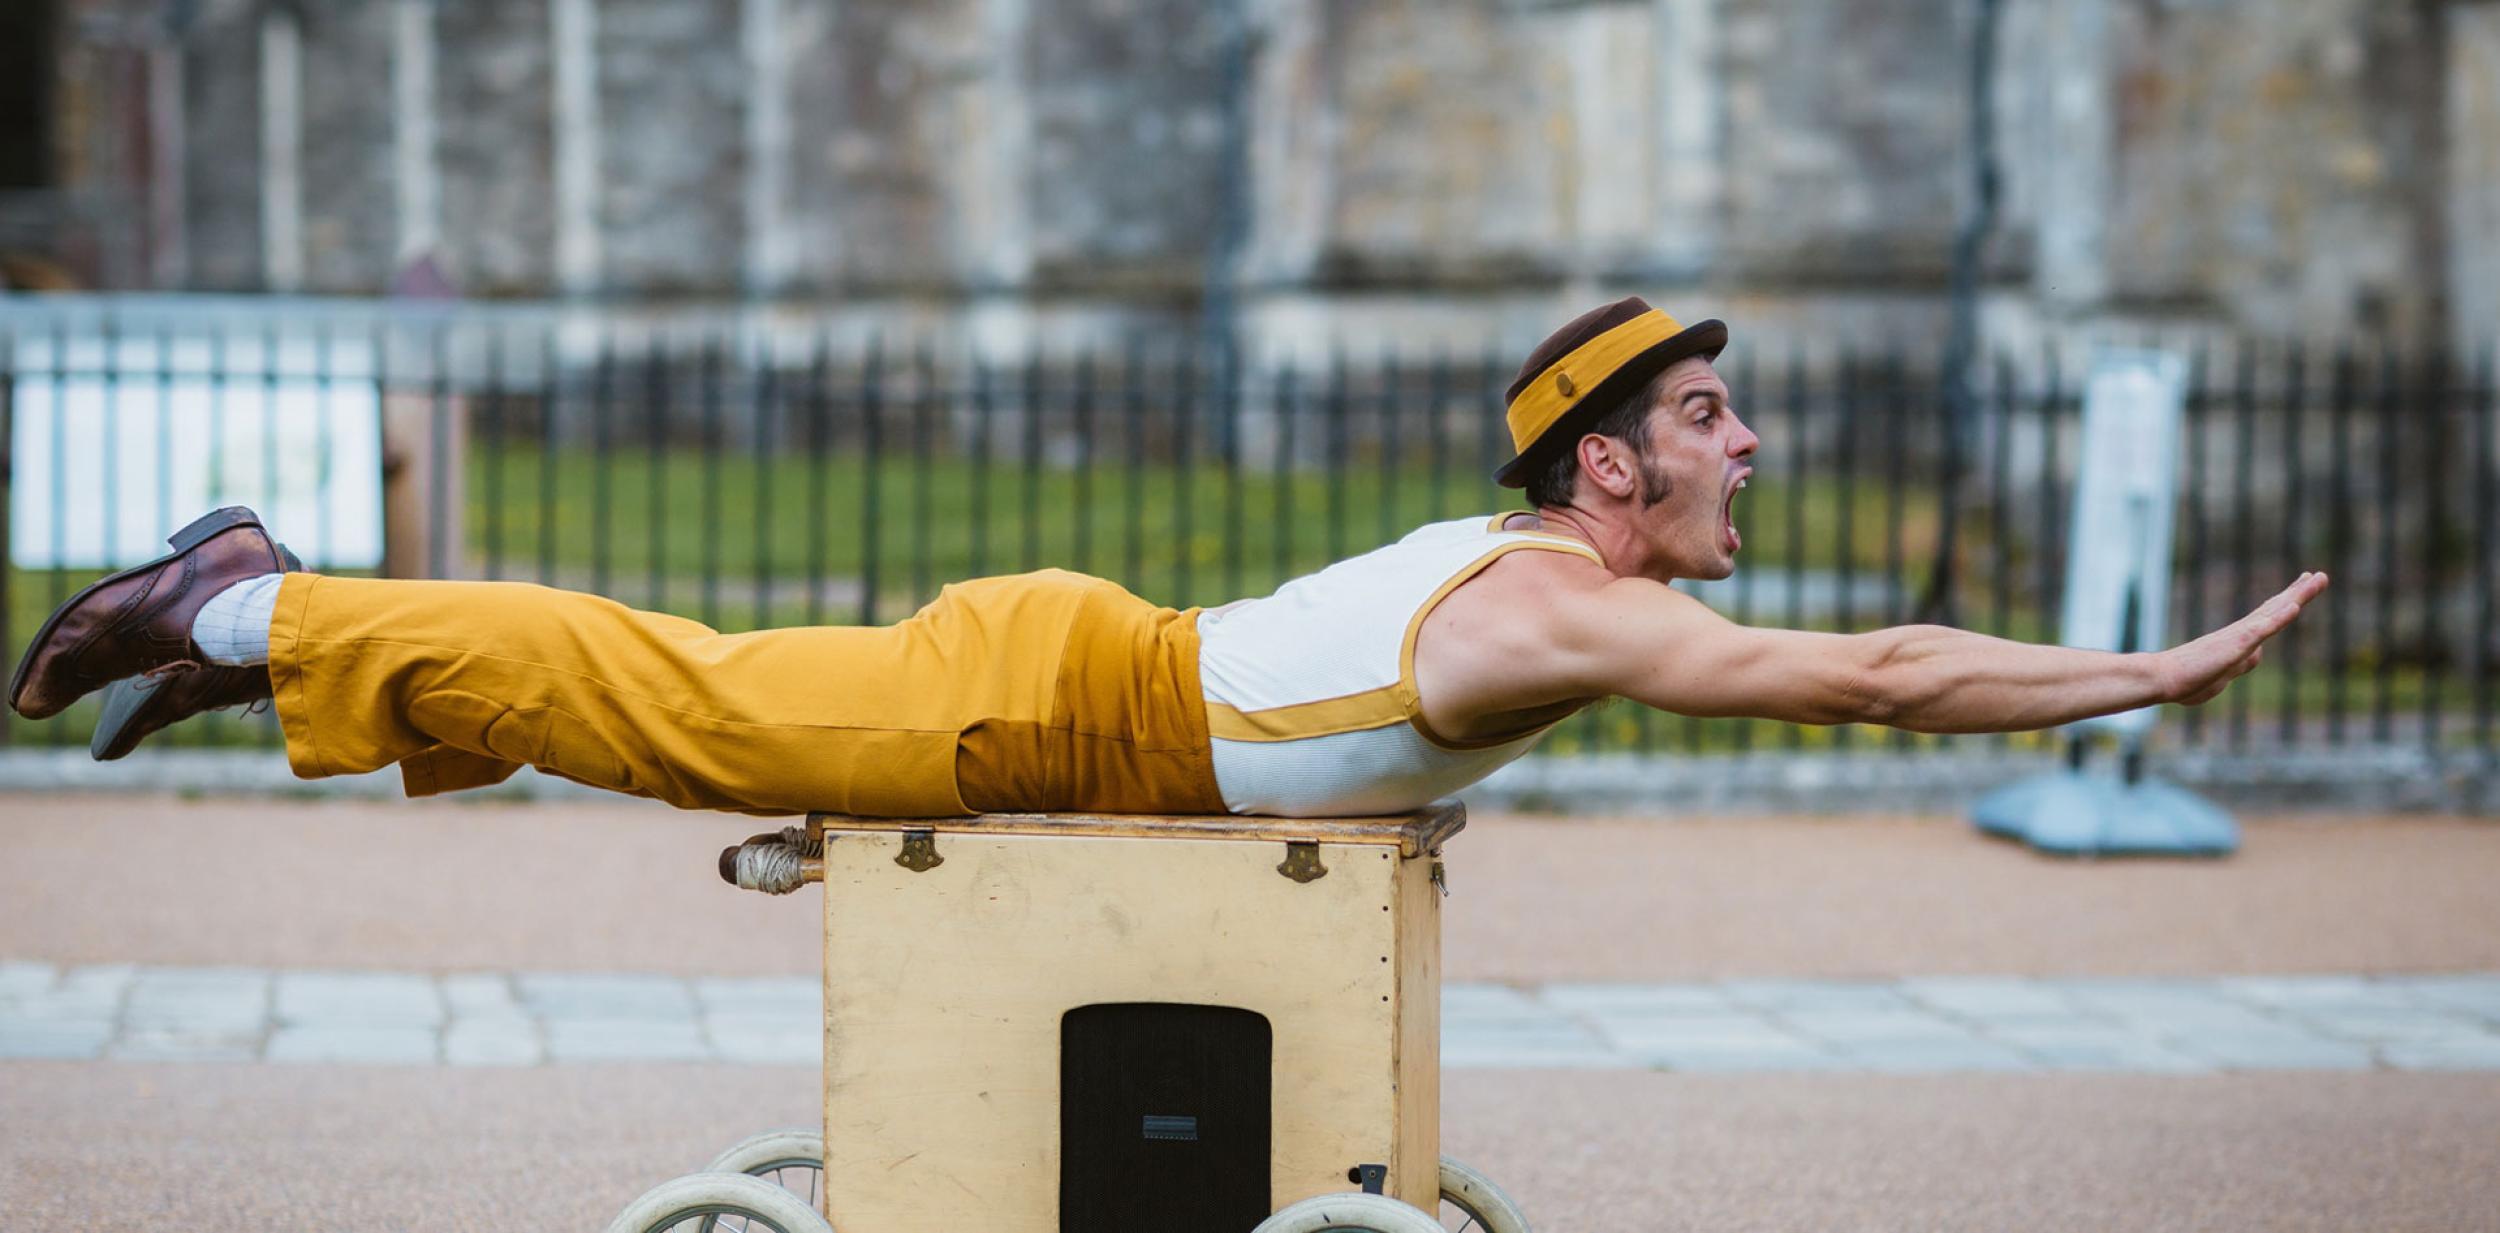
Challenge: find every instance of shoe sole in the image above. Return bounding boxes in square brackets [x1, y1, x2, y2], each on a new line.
[89, 672, 169, 762]
[7, 506, 267, 720]
[88, 542, 303, 761]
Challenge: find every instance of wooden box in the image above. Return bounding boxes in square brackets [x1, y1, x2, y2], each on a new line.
[810, 805, 1463, 1231]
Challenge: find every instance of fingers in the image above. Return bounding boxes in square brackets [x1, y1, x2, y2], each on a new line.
[2240, 572, 2330, 642]
[2176, 573, 2324, 709]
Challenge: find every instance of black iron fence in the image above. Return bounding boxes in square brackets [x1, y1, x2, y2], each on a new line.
[2, 297, 2494, 762]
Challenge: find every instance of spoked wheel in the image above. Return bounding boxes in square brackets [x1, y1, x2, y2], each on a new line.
[1253, 1192, 1448, 1233]
[1436, 1156, 1532, 1232]
[603, 1172, 833, 1233]
[1260, 1185, 1460, 1225]
[703, 1128, 827, 1219]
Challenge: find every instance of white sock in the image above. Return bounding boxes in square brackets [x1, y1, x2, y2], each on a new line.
[191, 574, 286, 666]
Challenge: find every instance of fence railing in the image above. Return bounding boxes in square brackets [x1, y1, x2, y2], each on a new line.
[3, 296, 2494, 762]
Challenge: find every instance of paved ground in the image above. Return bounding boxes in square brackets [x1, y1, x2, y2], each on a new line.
[4, 795, 2497, 980]
[9, 962, 2500, 1073]
[4, 1063, 2496, 1232]
[3, 793, 2496, 1230]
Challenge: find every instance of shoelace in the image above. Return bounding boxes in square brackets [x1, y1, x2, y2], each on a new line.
[139, 658, 203, 681]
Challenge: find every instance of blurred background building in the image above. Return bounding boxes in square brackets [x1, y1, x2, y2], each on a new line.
[6, 0, 2496, 354]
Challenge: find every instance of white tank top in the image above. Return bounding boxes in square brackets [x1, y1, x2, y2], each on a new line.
[1196, 514, 1604, 816]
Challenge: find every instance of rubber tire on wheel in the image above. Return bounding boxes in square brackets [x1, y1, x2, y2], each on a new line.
[1252, 1191, 1447, 1233]
[1438, 1155, 1532, 1232]
[706, 1129, 827, 1180]
[702, 1129, 829, 1229]
[603, 1171, 834, 1233]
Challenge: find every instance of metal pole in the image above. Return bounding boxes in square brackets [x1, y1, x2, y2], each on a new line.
[1920, 0, 2003, 628]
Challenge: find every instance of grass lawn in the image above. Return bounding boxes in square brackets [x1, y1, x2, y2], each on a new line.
[450, 443, 1954, 619]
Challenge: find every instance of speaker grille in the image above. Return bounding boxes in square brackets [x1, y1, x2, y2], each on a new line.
[1060, 1003, 1272, 1232]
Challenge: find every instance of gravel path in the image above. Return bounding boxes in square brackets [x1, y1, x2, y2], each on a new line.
[1, 794, 2494, 980]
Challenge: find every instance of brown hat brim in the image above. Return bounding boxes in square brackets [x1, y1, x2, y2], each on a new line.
[1492, 317, 1727, 488]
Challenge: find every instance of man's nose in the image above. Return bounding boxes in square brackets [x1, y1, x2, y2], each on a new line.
[1729, 413, 1759, 459]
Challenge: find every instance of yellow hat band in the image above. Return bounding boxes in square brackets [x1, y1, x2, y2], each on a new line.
[1504, 308, 1686, 457]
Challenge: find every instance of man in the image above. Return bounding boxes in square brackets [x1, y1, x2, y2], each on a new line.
[8, 298, 2325, 817]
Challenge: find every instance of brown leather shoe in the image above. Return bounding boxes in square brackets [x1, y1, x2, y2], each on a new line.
[89, 664, 274, 760]
[8, 506, 293, 720]
[87, 539, 305, 761]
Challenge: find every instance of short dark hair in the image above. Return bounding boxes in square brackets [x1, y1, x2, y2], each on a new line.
[1521, 372, 1667, 509]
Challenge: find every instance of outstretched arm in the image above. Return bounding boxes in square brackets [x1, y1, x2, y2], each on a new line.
[1546, 571, 2329, 734]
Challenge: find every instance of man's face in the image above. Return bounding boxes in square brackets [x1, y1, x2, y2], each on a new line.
[1624, 357, 1758, 581]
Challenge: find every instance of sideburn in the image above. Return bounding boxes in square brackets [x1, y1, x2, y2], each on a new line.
[1637, 456, 1675, 507]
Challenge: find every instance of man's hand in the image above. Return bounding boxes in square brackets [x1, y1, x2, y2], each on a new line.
[2158, 573, 2330, 707]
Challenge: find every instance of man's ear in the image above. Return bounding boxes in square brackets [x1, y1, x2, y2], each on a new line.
[1575, 433, 1639, 501]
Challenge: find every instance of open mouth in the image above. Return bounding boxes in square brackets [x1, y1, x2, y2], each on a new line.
[1722, 470, 1749, 553]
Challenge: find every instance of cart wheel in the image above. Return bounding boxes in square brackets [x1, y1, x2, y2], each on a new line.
[1253, 1191, 1448, 1233]
[604, 1171, 834, 1233]
[1437, 1156, 1532, 1232]
[704, 1128, 827, 1211]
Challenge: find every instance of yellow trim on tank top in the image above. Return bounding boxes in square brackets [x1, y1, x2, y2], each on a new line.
[1204, 537, 1604, 749]
[1204, 684, 1407, 742]
[1483, 512, 1608, 557]
[1397, 539, 1605, 752]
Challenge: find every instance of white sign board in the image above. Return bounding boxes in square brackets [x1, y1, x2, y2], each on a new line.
[2060, 348, 2187, 738]
[10, 334, 385, 570]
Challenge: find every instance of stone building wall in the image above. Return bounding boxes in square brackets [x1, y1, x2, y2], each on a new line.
[27, 0, 2485, 350]
[600, 0, 746, 295]
[2452, 3, 2500, 351]
[434, 0, 557, 296]
[1027, 0, 1235, 290]
[1715, 0, 1969, 287]
[2096, 0, 2446, 339]
[299, 2, 399, 294]
[176, 0, 263, 292]
[804, 0, 992, 290]
[1320, 0, 1568, 284]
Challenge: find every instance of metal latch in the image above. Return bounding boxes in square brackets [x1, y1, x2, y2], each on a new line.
[1430, 859, 1449, 898]
[896, 829, 943, 873]
[1278, 841, 1327, 883]
[1348, 1163, 1388, 1194]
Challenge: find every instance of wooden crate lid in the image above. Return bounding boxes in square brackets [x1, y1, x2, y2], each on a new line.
[808, 802, 1466, 857]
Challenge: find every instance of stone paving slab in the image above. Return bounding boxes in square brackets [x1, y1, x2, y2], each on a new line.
[0, 961, 54, 997]
[1895, 976, 2085, 1021]
[267, 1024, 440, 1065]
[441, 973, 521, 1016]
[2384, 975, 2500, 1019]
[1824, 1036, 2040, 1073]
[442, 1016, 544, 1067]
[0, 1019, 112, 1059]
[1538, 984, 1738, 1016]
[273, 972, 445, 1027]
[1981, 1024, 2214, 1073]
[1718, 980, 1915, 1014]
[8, 963, 2500, 1073]
[2287, 1005, 2494, 1043]
[545, 1019, 711, 1063]
[516, 973, 695, 1021]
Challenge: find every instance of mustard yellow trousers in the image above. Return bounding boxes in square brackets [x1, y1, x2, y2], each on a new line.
[266, 569, 1227, 817]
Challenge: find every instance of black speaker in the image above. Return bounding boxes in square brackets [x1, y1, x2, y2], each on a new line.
[1060, 1002, 1272, 1232]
